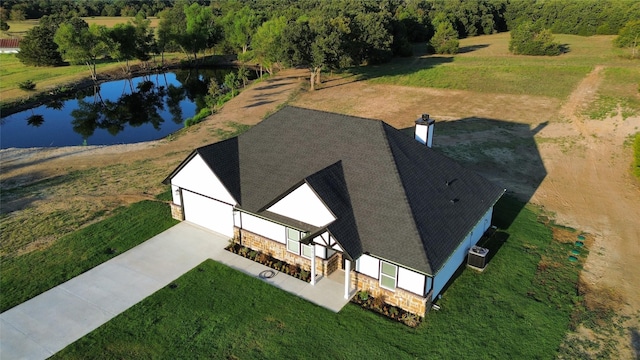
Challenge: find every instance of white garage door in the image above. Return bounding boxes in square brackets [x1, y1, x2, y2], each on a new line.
[182, 190, 234, 237]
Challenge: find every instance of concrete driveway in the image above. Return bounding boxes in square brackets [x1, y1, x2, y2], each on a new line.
[0, 222, 225, 360]
[1, 221, 350, 359]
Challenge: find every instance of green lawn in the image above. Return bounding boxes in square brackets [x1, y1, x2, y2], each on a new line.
[0, 199, 178, 312]
[54, 197, 586, 359]
[351, 33, 637, 100]
[0, 53, 129, 104]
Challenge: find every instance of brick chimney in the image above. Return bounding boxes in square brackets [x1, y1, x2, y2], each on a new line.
[415, 114, 435, 148]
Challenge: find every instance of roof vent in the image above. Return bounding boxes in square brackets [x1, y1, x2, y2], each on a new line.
[449, 198, 459, 204]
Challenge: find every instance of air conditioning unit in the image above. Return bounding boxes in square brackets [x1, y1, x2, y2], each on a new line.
[467, 245, 489, 270]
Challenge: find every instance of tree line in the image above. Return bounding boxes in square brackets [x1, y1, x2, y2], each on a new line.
[0, 0, 173, 20]
[9, 0, 640, 91]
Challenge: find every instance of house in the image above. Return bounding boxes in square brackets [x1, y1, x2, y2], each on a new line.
[0, 39, 20, 54]
[164, 106, 505, 316]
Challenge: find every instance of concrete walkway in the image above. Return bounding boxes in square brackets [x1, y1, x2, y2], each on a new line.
[0, 222, 348, 360]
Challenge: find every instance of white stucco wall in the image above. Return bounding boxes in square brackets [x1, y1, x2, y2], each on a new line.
[432, 206, 494, 297]
[398, 267, 426, 295]
[267, 183, 335, 227]
[182, 190, 234, 237]
[171, 154, 236, 205]
[355, 254, 380, 279]
[171, 185, 181, 205]
[240, 212, 287, 244]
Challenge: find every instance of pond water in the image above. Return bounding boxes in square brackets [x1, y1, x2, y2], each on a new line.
[0, 68, 240, 149]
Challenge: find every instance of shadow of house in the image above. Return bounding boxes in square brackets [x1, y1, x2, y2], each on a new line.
[398, 117, 546, 298]
[400, 117, 546, 230]
[632, 327, 640, 360]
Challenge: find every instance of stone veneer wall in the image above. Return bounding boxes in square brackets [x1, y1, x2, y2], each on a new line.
[235, 228, 340, 277]
[170, 202, 184, 221]
[351, 272, 429, 316]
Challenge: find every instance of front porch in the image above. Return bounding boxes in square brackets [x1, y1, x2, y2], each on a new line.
[215, 240, 352, 312]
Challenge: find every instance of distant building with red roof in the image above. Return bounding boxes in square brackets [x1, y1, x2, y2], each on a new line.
[0, 38, 20, 53]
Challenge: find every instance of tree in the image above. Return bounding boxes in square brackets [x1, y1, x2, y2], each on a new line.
[429, 21, 460, 54]
[157, 5, 186, 64]
[221, 6, 260, 55]
[55, 18, 111, 80]
[0, 19, 9, 31]
[109, 23, 137, 73]
[224, 72, 240, 97]
[509, 21, 561, 56]
[353, 10, 394, 64]
[237, 66, 250, 88]
[251, 16, 287, 76]
[16, 24, 63, 66]
[131, 16, 156, 65]
[181, 3, 219, 62]
[10, 8, 25, 21]
[614, 20, 640, 58]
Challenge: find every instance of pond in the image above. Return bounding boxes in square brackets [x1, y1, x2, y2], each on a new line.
[0, 68, 242, 149]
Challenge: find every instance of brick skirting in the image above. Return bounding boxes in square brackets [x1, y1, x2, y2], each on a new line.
[351, 272, 429, 316]
[235, 228, 340, 277]
[170, 202, 184, 221]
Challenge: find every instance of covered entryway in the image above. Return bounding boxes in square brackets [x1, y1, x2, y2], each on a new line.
[182, 190, 234, 237]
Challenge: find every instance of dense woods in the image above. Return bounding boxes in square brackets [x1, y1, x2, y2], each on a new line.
[3, 0, 639, 88]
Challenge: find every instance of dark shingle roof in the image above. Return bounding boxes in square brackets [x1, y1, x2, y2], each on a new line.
[170, 106, 504, 275]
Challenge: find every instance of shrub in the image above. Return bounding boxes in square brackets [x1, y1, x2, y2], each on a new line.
[509, 21, 561, 56]
[430, 21, 459, 54]
[614, 20, 640, 58]
[184, 108, 212, 128]
[18, 80, 36, 91]
[357, 290, 370, 302]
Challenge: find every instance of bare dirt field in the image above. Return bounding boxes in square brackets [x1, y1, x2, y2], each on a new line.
[294, 70, 640, 358]
[1, 65, 639, 356]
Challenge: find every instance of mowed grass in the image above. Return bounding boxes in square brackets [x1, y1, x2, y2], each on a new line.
[0, 200, 178, 312]
[0, 53, 124, 103]
[1, 17, 164, 104]
[0, 51, 185, 105]
[352, 33, 635, 100]
[54, 197, 585, 359]
[2, 17, 159, 38]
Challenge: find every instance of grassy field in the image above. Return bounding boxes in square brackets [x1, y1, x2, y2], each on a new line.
[584, 66, 640, 120]
[0, 199, 177, 312]
[0, 16, 166, 104]
[53, 197, 587, 359]
[351, 33, 637, 100]
[1, 17, 159, 39]
[0, 52, 185, 106]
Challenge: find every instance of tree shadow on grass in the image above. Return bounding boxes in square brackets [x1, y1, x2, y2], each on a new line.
[347, 55, 454, 83]
[458, 44, 490, 54]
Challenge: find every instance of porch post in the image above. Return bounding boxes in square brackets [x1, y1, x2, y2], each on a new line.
[344, 259, 351, 299]
[310, 245, 316, 285]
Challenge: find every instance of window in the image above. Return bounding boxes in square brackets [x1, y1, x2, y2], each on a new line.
[286, 228, 301, 255]
[301, 244, 313, 259]
[380, 261, 397, 290]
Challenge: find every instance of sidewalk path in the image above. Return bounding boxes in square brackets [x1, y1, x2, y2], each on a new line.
[1, 222, 348, 359]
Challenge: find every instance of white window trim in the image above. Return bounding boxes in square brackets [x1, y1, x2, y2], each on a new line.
[301, 244, 313, 259]
[379, 261, 398, 291]
[286, 228, 301, 255]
